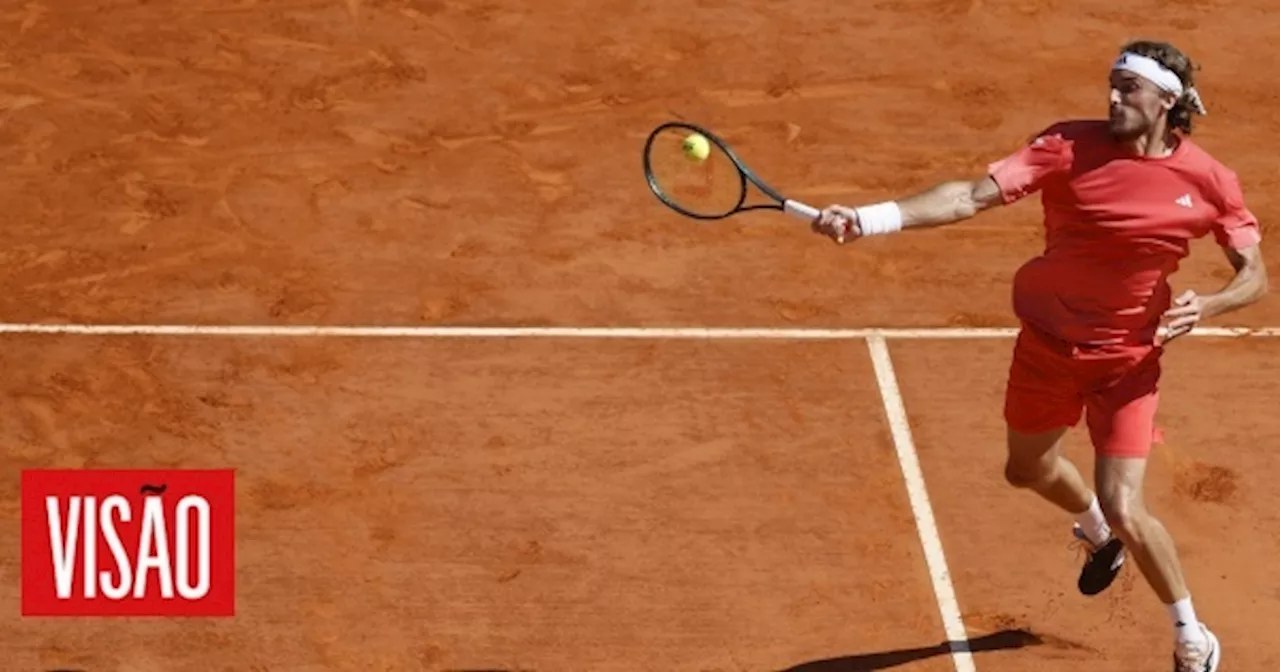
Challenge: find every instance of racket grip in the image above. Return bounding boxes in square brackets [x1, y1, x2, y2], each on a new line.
[784, 200, 820, 220]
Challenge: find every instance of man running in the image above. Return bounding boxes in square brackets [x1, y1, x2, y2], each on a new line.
[811, 39, 1268, 672]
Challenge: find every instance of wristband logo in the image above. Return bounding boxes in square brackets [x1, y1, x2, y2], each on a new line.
[21, 469, 235, 617]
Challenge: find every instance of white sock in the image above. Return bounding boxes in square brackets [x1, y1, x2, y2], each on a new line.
[1169, 596, 1205, 643]
[1074, 495, 1110, 546]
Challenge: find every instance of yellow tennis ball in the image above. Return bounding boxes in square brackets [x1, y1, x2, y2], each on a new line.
[682, 133, 710, 162]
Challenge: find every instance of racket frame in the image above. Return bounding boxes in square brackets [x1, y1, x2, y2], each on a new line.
[642, 121, 819, 221]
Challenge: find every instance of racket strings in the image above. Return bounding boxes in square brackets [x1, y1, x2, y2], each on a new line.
[646, 128, 745, 218]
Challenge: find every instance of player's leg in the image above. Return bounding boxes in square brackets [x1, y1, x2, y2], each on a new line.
[1095, 457, 1219, 671]
[1003, 326, 1086, 504]
[1005, 426, 1094, 516]
[1002, 326, 1123, 595]
[1004, 424, 1124, 595]
[1087, 354, 1220, 671]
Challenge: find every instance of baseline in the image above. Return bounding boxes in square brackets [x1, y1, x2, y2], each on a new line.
[0, 324, 1278, 339]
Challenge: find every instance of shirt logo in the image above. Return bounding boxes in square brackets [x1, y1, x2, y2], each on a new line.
[1175, 194, 1193, 208]
[21, 469, 236, 617]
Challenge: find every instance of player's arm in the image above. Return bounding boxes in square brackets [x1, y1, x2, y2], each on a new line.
[1164, 242, 1267, 342]
[1200, 243, 1268, 318]
[812, 129, 1069, 243]
[1198, 168, 1270, 319]
[897, 175, 1005, 229]
[811, 175, 1005, 242]
[1164, 168, 1270, 340]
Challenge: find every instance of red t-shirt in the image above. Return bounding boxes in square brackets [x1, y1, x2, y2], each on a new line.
[988, 119, 1263, 346]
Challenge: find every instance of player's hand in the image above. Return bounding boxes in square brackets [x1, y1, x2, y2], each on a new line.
[1159, 289, 1203, 345]
[812, 205, 860, 244]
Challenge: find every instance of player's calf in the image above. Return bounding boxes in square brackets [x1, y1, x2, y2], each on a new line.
[1097, 457, 1212, 653]
[1096, 460, 1189, 603]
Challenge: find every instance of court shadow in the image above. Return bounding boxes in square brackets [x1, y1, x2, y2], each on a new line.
[779, 628, 1045, 671]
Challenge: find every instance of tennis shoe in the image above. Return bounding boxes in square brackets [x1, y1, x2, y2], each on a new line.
[1173, 624, 1220, 672]
[1072, 524, 1125, 596]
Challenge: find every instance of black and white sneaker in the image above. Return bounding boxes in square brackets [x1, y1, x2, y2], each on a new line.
[1072, 524, 1125, 596]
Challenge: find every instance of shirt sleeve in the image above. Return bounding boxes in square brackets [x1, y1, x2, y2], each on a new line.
[986, 126, 1073, 204]
[1210, 167, 1263, 249]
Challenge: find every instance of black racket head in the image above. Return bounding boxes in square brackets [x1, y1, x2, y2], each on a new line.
[642, 122, 753, 220]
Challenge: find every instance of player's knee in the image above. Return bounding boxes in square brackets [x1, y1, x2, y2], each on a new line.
[1098, 491, 1144, 538]
[1004, 457, 1052, 489]
[1004, 426, 1068, 490]
[1096, 456, 1152, 541]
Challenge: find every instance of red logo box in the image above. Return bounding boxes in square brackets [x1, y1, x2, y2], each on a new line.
[21, 469, 235, 617]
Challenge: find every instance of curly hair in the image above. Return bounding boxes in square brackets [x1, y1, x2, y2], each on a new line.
[1120, 40, 1208, 134]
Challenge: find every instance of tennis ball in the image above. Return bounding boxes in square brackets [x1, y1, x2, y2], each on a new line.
[682, 133, 710, 162]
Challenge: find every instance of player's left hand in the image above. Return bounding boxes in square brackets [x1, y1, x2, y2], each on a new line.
[1160, 289, 1203, 345]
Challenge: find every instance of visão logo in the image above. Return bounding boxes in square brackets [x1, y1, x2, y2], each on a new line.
[21, 469, 235, 617]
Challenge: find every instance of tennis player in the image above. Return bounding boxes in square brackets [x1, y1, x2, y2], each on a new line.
[812, 40, 1267, 672]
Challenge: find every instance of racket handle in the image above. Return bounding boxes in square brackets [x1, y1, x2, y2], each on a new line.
[783, 200, 820, 220]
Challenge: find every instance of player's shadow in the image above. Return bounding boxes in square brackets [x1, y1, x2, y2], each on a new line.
[779, 628, 1045, 671]
[48, 629, 1051, 672]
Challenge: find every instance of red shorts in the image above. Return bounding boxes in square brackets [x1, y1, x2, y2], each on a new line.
[1003, 323, 1162, 458]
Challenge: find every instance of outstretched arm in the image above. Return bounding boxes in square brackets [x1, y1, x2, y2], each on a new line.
[811, 175, 1006, 243]
[898, 176, 1005, 229]
[811, 125, 1075, 243]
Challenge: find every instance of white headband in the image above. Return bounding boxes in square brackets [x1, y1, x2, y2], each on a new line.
[1113, 51, 1207, 115]
[1114, 52, 1184, 94]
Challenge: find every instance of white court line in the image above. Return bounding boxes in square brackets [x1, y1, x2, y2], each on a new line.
[0, 323, 1277, 339]
[867, 335, 976, 672]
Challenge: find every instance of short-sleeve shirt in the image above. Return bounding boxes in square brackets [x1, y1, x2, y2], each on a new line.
[987, 119, 1263, 346]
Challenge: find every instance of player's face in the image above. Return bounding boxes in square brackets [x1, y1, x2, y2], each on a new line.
[1107, 71, 1174, 139]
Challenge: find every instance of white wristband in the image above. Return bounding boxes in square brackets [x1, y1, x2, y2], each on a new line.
[855, 201, 904, 236]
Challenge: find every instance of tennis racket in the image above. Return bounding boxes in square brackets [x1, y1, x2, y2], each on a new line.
[642, 121, 820, 222]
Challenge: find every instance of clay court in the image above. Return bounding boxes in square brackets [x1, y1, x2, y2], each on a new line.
[3, 0, 1279, 670]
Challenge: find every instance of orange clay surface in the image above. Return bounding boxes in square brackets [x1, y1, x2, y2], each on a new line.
[2, 0, 1278, 670]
